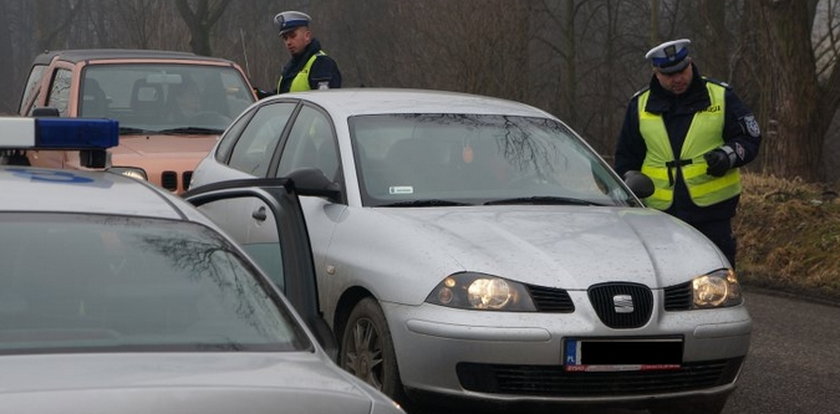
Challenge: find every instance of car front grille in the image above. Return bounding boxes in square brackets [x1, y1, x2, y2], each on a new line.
[588, 283, 653, 329]
[664, 281, 693, 311]
[160, 170, 193, 192]
[182, 171, 193, 190]
[456, 357, 744, 397]
[161, 171, 178, 191]
[526, 284, 575, 313]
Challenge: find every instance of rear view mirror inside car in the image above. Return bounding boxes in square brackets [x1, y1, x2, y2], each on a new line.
[146, 73, 183, 84]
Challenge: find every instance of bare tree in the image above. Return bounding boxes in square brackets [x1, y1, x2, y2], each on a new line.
[174, 0, 233, 55]
[34, 0, 86, 51]
[740, 0, 829, 181]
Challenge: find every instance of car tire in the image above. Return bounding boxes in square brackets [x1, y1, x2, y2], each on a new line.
[340, 297, 407, 402]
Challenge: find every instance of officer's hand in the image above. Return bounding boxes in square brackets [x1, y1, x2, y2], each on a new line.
[704, 148, 732, 177]
[252, 87, 269, 99]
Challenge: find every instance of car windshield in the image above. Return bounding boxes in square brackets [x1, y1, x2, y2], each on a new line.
[0, 213, 309, 354]
[350, 114, 637, 207]
[80, 64, 253, 132]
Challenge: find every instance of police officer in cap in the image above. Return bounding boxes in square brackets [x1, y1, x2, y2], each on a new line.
[614, 38, 761, 268]
[256, 11, 341, 97]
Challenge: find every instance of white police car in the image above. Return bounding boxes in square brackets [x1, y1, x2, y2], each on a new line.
[0, 117, 403, 414]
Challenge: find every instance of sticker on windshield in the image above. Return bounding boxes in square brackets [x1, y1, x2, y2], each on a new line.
[389, 186, 414, 195]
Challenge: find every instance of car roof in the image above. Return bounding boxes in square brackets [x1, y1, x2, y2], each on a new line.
[0, 166, 207, 222]
[272, 88, 559, 119]
[33, 48, 236, 65]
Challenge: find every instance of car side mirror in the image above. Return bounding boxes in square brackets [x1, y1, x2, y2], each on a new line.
[32, 107, 60, 117]
[286, 167, 341, 202]
[623, 170, 655, 199]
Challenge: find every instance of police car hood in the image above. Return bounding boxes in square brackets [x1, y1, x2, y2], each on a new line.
[372, 205, 727, 291]
[0, 353, 399, 414]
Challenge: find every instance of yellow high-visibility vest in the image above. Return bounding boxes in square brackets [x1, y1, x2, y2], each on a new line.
[278, 51, 326, 93]
[637, 82, 741, 209]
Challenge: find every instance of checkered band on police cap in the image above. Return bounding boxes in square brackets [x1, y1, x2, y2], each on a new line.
[274, 11, 311, 35]
[645, 39, 691, 74]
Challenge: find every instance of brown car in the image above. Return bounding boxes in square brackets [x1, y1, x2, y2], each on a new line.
[16, 49, 256, 193]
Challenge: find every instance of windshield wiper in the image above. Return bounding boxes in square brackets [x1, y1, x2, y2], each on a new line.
[119, 126, 157, 135]
[484, 196, 606, 206]
[157, 127, 225, 135]
[379, 199, 474, 207]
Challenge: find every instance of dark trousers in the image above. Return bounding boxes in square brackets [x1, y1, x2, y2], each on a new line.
[690, 219, 737, 269]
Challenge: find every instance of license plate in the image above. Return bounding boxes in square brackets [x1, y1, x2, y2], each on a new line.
[563, 338, 683, 372]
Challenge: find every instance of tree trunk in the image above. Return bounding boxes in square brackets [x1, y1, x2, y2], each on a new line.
[746, 0, 821, 181]
[650, 0, 659, 45]
[174, 0, 232, 56]
[689, 0, 730, 80]
[563, 0, 578, 125]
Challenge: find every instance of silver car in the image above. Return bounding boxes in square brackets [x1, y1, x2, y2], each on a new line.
[190, 89, 751, 413]
[0, 117, 403, 414]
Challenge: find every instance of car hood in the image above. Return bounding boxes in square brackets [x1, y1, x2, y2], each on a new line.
[0, 352, 398, 414]
[112, 133, 219, 160]
[366, 205, 726, 291]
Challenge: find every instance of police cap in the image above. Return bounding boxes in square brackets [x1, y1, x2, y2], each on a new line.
[645, 38, 691, 74]
[274, 11, 311, 35]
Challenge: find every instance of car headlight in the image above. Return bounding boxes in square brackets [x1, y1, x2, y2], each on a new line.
[425, 272, 537, 311]
[692, 269, 742, 308]
[109, 166, 148, 181]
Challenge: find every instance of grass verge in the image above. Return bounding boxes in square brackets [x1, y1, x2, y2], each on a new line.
[735, 173, 840, 303]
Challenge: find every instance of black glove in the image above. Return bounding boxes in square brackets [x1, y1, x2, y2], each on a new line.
[704, 148, 733, 177]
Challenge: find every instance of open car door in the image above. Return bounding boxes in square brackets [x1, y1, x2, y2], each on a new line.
[183, 178, 337, 359]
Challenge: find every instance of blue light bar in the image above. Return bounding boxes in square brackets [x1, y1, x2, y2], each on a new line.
[0, 117, 119, 150]
[35, 118, 119, 149]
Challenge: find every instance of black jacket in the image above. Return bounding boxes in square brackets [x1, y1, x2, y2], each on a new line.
[614, 64, 761, 223]
[257, 39, 342, 97]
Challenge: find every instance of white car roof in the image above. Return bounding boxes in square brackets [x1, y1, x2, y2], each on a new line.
[0, 166, 205, 222]
[273, 88, 558, 119]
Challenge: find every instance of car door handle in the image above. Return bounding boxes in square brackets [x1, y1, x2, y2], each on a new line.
[252, 206, 267, 221]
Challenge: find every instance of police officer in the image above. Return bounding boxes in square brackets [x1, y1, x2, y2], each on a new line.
[256, 11, 341, 98]
[614, 39, 761, 268]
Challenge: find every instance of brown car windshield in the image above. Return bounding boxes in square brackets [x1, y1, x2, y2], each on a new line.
[81, 64, 253, 132]
[0, 213, 309, 354]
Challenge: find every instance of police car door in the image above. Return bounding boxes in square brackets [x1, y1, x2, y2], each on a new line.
[183, 178, 336, 358]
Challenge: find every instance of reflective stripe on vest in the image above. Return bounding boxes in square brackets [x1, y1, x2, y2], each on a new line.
[637, 82, 741, 209]
[278, 51, 326, 93]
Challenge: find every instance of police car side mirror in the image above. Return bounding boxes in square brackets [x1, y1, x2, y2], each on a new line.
[623, 170, 655, 199]
[286, 167, 341, 202]
[32, 107, 60, 117]
[80, 149, 109, 169]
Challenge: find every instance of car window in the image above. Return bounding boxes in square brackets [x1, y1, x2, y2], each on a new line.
[194, 197, 285, 291]
[228, 102, 296, 176]
[18, 65, 46, 114]
[46, 69, 72, 117]
[276, 105, 339, 180]
[0, 213, 309, 354]
[81, 64, 254, 131]
[216, 109, 254, 163]
[350, 114, 635, 206]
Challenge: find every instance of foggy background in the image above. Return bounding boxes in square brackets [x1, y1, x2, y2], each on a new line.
[1, 0, 838, 183]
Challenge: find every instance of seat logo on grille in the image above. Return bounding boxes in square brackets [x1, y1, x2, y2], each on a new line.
[613, 294, 634, 313]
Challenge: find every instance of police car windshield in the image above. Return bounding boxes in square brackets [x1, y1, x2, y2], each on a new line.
[350, 114, 638, 207]
[0, 213, 309, 354]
